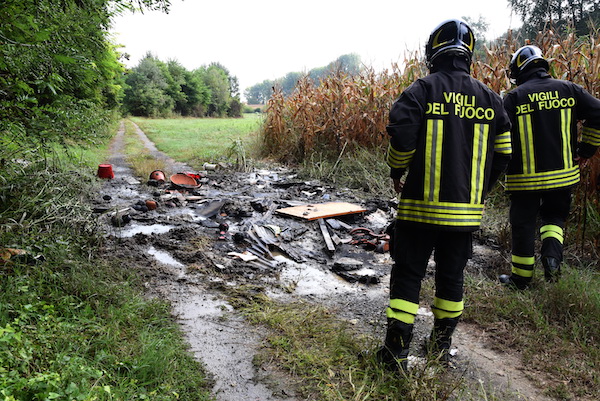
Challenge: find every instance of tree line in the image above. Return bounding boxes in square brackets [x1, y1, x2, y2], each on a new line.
[244, 1, 599, 105]
[244, 54, 362, 105]
[122, 55, 242, 118]
[0, 0, 242, 161]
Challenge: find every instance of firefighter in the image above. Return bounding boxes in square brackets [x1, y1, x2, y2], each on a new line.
[499, 45, 600, 289]
[378, 19, 512, 371]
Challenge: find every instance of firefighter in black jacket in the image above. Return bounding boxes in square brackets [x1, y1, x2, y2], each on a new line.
[378, 19, 512, 371]
[499, 45, 600, 289]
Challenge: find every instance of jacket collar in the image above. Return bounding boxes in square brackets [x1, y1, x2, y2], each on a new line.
[516, 67, 550, 85]
[430, 56, 471, 74]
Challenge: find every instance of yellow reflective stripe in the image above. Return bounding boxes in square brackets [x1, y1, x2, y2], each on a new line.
[433, 297, 464, 313]
[471, 124, 489, 203]
[561, 109, 573, 169]
[386, 308, 416, 324]
[397, 199, 484, 227]
[494, 131, 512, 154]
[424, 119, 443, 202]
[511, 266, 534, 278]
[518, 114, 535, 174]
[432, 308, 463, 319]
[511, 254, 535, 266]
[389, 299, 419, 315]
[540, 224, 564, 243]
[582, 126, 600, 146]
[386, 144, 415, 169]
[505, 166, 580, 191]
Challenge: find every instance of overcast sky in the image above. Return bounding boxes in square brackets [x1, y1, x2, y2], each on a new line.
[110, 0, 522, 100]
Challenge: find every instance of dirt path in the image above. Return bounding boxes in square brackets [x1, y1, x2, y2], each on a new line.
[95, 121, 555, 401]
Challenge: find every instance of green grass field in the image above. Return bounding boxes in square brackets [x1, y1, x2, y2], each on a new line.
[130, 115, 264, 169]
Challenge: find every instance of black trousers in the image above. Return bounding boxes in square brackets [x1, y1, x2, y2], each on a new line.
[390, 223, 473, 306]
[509, 189, 571, 263]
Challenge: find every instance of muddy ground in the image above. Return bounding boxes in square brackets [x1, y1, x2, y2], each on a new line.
[92, 122, 556, 401]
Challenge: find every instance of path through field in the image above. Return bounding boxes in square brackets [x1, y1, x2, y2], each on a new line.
[94, 121, 555, 401]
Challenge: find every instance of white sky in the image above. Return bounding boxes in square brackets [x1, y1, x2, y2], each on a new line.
[110, 0, 522, 101]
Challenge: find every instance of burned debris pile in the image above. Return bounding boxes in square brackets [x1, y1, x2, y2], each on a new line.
[94, 165, 396, 286]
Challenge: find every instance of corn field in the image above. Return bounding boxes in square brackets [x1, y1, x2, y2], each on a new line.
[261, 29, 600, 258]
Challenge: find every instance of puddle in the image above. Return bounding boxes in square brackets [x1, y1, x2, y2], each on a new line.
[147, 246, 184, 267]
[118, 223, 175, 237]
[172, 290, 295, 401]
[278, 261, 354, 296]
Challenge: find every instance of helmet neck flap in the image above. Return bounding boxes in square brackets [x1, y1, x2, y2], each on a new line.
[426, 19, 475, 69]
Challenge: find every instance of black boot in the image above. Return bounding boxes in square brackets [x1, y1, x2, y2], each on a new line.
[376, 319, 413, 372]
[499, 274, 530, 290]
[425, 317, 459, 364]
[542, 256, 561, 282]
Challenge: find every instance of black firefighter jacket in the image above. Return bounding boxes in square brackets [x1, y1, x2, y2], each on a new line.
[386, 60, 512, 232]
[503, 68, 600, 192]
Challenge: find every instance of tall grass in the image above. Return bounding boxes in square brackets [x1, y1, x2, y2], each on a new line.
[253, 27, 599, 401]
[261, 29, 599, 180]
[261, 28, 600, 261]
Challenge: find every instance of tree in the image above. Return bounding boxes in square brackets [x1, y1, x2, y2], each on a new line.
[199, 64, 231, 117]
[243, 53, 362, 104]
[278, 72, 303, 97]
[463, 15, 490, 61]
[326, 53, 362, 76]
[244, 80, 274, 104]
[123, 54, 174, 117]
[507, 0, 600, 36]
[0, 0, 171, 154]
[180, 69, 211, 117]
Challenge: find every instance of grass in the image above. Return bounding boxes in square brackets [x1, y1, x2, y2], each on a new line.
[3, 114, 598, 400]
[236, 294, 471, 401]
[124, 113, 599, 400]
[122, 119, 169, 179]
[299, 145, 394, 196]
[129, 115, 263, 170]
[0, 142, 213, 400]
[226, 284, 527, 401]
[465, 267, 600, 400]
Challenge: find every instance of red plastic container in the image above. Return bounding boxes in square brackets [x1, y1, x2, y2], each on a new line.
[97, 164, 114, 179]
[149, 170, 166, 182]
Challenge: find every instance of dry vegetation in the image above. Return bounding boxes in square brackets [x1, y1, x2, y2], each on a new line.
[261, 29, 600, 258]
[262, 29, 599, 181]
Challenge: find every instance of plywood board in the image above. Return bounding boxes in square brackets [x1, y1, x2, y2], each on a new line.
[275, 202, 366, 221]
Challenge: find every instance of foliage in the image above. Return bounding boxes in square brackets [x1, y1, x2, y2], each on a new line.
[122, 56, 241, 118]
[0, 151, 212, 400]
[243, 53, 363, 104]
[261, 29, 599, 165]
[261, 58, 423, 163]
[0, 0, 170, 164]
[507, 0, 600, 37]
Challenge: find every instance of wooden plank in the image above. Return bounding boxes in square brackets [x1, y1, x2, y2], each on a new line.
[275, 201, 366, 221]
[318, 218, 336, 253]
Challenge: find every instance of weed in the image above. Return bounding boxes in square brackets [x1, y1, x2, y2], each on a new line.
[464, 267, 600, 400]
[130, 115, 262, 169]
[0, 147, 213, 400]
[233, 293, 489, 400]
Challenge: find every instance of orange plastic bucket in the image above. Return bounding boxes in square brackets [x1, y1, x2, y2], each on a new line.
[97, 164, 114, 179]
